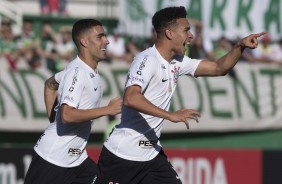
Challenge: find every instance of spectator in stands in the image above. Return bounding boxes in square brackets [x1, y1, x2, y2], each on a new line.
[0, 18, 19, 72]
[124, 37, 140, 64]
[39, 0, 49, 15]
[106, 29, 126, 62]
[39, 0, 68, 16]
[271, 38, 282, 64]
[213, 36, 236, 77]
[188, 20, 215, 60]
[34, 21, 58, 74]
[239, 35, 278, 64]
[59, 0, 68, 16]
[213, 36, 233, 59]
[16, 19, 41, 69]
[51, 26, 75, 69]
[141, 28, 157, 50]
[252, 34, 274, 61]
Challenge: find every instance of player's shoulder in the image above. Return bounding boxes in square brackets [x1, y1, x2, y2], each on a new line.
[64, 59, 88, 78]
[133, 47, 158, 65]
[173, 54, 202, 64]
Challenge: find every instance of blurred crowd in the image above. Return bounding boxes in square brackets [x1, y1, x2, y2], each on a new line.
[1, 17, 282, 74]
[0, 18, 75, 73]
[39, 0, 68, 16]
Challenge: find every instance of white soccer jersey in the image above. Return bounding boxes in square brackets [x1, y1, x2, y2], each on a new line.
[35, 56, 102, 167]
[104, 45, 201, 161]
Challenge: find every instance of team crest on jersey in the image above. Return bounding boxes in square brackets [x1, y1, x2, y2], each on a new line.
[171, 66, 180, 84]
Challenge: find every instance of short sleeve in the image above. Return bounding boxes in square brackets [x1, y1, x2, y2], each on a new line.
[54, 70, 64, 83]
[178, 56, 201, 77]
[125, 55, 155, 91]
[59, 67, 86, 108]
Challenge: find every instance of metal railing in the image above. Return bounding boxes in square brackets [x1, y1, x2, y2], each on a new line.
[0, 0, 23, 28]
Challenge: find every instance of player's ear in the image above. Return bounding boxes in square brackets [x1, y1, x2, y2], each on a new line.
[165, 29, 173, 40]
[80, 38, 87, 47]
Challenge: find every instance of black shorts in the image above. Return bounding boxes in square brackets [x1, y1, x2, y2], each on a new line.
[98, 146, 182, 184]
[24, 151, 100, 184]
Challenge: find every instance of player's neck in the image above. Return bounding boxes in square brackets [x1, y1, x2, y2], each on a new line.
[78, 53, 98, 72]
[155, 41, 174, 63]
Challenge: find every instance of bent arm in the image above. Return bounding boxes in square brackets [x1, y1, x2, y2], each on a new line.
[44, 75, 59, 120]
[61, 105, 113, 124]
[61, 97, 122, 124]
[123, 85, 200, 127]
[123, 85, 171, 120]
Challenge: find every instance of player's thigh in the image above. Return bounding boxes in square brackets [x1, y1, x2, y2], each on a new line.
[140, 150, 182, 184]
[98, 146, 148, 184]
[24, 152, 72, 184]
[72, 157, 100, 184]
[140, 169, 182, 184]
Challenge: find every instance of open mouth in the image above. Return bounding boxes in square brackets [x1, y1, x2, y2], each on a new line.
[183, 42, 190, 48]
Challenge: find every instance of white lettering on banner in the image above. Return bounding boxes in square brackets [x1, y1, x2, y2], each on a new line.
[0, 155, 31, 184]
[1, 59, 282, 132]
[0, 163, 21, 184]
[23, 155, 32, 176]
[118, 0, 281, 41]
[171, 157, 227, 184]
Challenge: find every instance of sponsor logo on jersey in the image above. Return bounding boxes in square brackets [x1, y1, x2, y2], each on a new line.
[94, 87, 98, 91]
[68, 148, 83, 157]
[137, 55, 148, 75]
[162, 78, 168, 82]
[64, 95, 74, 102]
[69, 86, 74, 92]
[138, 140, 157, 149]
[131, 76, 144, 83]
[69, 67, 79, 92]
[161, 64, 166, 69]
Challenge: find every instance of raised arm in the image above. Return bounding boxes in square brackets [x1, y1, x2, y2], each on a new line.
[194, 32, 266, 77]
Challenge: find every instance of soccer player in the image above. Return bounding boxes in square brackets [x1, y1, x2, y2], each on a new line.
[24, 19, 122, 184]
[98, 6, 265, 184]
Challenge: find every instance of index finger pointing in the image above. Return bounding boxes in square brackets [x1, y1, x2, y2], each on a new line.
[254, 32, 267, 38]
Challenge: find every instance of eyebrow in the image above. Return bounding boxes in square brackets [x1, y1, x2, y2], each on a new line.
[92, 27, 106, 37]
[184, 26, 190, 31]
[96, 32, 107, 37]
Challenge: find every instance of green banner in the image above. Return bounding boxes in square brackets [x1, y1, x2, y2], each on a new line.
[1, 59, 282, 132]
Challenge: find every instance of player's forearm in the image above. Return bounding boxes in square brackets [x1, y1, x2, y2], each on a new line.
[61, 105, 112, 124]
[44, 90, 57, 118]
[216, 42, 245, 75]
[124, 93, 171, 120]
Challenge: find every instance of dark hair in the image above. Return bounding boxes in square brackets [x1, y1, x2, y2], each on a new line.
[72, 19, 103, 48]
[152, 6, 187, 34]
